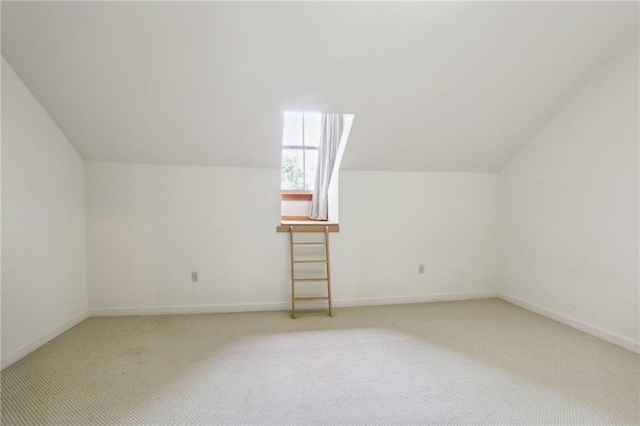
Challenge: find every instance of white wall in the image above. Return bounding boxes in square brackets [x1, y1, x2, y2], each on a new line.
[1, 58, 88, 368]
[334, 171, 498, 304]
[86, 163, 287, 314]
[281, 200, 311, 217]
[498, 37, 639, 352]
[86, 163, 497, 314]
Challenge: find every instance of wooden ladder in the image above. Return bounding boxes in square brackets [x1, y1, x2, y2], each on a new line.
[289, 226, 333, 319]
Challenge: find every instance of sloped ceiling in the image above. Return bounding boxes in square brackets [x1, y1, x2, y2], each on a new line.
[2, 1, 638, 172]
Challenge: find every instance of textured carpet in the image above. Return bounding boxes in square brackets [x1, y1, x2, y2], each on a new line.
[1, 299, 639, 425]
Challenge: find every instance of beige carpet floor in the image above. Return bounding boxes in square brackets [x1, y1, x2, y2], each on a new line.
[1, 299, 639, 425]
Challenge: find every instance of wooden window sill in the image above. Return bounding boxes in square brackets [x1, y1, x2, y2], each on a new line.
[281, 191, 313, 201]
[277, 219, 339, 233]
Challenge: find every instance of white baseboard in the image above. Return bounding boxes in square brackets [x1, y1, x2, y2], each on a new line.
[89, 301, 290, 316]
[1, 310, 89, 370]
[333, 291, 498, 307]
[89, 291, 498, 317]
[498, 293, 639, 354]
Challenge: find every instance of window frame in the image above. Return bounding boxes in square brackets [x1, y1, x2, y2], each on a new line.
[281, 113, 320, 192]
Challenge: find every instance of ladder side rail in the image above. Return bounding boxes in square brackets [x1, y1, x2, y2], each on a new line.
[289, 226, 296, 319]
[325, 226, 333, 317]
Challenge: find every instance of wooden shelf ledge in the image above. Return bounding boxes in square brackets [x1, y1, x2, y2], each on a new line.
[276, 222, 339, 233]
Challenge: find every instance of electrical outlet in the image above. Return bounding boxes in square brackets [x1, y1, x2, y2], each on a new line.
[418, 264, 425, 274]
[192, 271, 198, 282]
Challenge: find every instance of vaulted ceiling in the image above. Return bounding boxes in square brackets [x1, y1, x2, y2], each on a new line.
[2, 1, 638, 172]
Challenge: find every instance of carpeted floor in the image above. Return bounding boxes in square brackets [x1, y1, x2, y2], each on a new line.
[1, 299, 639, 425]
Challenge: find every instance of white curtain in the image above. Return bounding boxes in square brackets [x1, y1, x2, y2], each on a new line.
[309, 113, 344, 220]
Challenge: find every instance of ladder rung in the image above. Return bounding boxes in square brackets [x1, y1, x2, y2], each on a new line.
[293, 278, 328, 282]
[294, 297, 330, 301]
[293, 260, 327, 264]
[293, 242, 326, 245]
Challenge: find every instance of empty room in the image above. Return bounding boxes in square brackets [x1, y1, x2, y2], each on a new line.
[1, 1, 638, 425]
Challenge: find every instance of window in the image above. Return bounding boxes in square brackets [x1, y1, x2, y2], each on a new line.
[278, 112, 355, 226]
[281, 112, 321, 191]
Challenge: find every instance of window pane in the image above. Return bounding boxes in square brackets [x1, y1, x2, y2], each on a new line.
[282, 112, 303, 146]
[281, 149, 304, 190]
[304, 149, 318, 191]
[304, 113, 322, 147]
